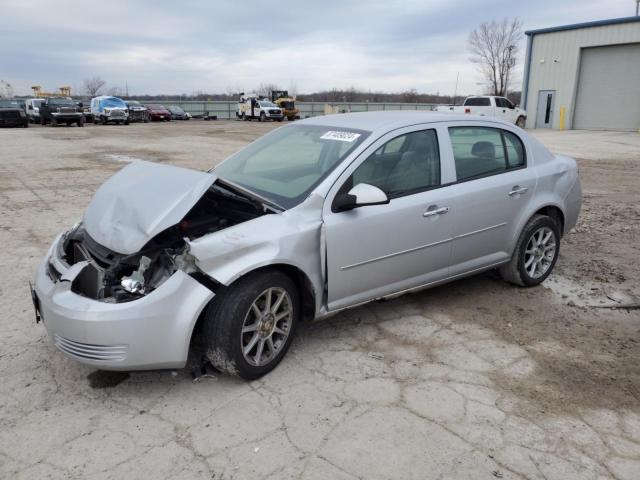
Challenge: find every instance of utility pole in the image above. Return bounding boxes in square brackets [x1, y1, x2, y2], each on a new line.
[453, 72, 459, 105]
[636, 0, 639, 16]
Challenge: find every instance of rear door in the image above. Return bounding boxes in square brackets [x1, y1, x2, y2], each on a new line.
[323, 125, 456, 310]
[444, 124, 537, 274]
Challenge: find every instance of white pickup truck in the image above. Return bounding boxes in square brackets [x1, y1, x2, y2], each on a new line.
[436, 96, 527, 128]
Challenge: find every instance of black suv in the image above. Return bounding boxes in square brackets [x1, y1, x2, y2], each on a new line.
[40, 97, 84, 127]
[0, 98, 28, 128]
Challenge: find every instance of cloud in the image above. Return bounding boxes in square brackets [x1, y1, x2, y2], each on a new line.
[0, 0, 635, 95]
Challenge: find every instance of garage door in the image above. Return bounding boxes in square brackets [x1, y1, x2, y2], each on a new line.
[573, 43, 640, 131]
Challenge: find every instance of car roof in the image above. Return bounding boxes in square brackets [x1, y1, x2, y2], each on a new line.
[298, 111, 514, 133]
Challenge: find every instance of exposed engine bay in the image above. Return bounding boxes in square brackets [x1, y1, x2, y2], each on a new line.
[52, 182, 270, 303]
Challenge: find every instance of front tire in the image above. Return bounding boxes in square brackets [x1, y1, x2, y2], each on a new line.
[259, 112, 266, 122]
[202, 271, 299, 380]
[516, 116, 526, 128]
[500, 214, 560, 287]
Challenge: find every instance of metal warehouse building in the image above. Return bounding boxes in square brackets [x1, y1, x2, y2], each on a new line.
[522, 16, 640, 131]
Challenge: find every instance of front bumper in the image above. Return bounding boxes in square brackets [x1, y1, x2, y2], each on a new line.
[51, 112, 82, 121]
[0, 118, 27, 127]
[33, 237, 215, 370]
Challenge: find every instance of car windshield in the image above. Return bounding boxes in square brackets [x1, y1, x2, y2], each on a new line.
[147, 104, 165, 109]
[214, 125, 370, 209]
[259, 101, 277, 108]
[102, 97, 126, 108]
[169, 106, 184, 113]
[126, 101, 140, 106]
[0, 99, 20, 108]
[48, 98, 75, 106]
[33, 99, 44, 107]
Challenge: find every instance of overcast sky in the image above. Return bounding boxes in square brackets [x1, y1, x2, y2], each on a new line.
[1, 0, 637, 96]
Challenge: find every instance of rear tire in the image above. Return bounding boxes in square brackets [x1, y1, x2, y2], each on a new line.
[202, 271, 299, 380]
[500, 214, 560, 287]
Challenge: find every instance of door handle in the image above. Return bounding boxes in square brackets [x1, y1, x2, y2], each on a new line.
[423, 206, 449, 217]
[508, 186, 529, 196]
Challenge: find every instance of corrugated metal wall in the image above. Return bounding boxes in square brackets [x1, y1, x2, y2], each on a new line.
[130, 101, 438, 120]
[524, 21, 640, 129]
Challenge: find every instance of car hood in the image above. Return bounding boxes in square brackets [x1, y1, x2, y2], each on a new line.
[83, 160, 216, 254]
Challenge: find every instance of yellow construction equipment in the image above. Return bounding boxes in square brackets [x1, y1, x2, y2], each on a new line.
[271, 90, 299, 121]
[31, 85, 72, 98]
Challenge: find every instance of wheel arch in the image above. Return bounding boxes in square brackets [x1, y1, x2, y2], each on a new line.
[533, 204, 565, 236]
[234, 263, 317, 322]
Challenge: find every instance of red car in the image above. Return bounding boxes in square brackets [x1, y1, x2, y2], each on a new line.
[145, 104, 172, 121]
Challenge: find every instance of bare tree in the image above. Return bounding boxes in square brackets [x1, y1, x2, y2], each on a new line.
[84, 76, 106, 97]
[254, 83, 279, 97]
[468, 18, 522, 96]
[107, 85, 123, 97]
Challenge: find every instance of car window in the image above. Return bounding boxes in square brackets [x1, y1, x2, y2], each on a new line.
[503, 131, 525, 168]
[380, 135, 406, 154]
[349, 129, 440, 197]
[495, 97, 506, 108]
[449, 127, 525, 181]
[464, 97, 491, 107]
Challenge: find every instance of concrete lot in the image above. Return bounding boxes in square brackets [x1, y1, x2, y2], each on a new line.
[1, 121, 639, 480]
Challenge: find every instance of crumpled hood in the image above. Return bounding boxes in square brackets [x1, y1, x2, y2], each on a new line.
[83, 160, 216, 254]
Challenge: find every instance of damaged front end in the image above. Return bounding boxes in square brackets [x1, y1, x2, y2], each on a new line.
[58, 225, 198, 302]
[54, 168, 273, 304]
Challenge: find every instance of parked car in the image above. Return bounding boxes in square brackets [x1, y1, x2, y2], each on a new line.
[145, 104, 171, 121]
[0, 98, 29, 127]
[437, 96, 527, 127]
[90, 96, 129, 125]
[31, 112, 581, 379]
[25, 98, 45, 124]
[40, 97, 84, 127]
[167, 105, 190, 120]
[125, 100, 150, 123]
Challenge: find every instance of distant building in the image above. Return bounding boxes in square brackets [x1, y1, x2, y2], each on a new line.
[522, 16, 640, 131]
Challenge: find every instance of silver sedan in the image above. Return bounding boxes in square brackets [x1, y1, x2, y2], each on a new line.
[32, 112, 582, 379]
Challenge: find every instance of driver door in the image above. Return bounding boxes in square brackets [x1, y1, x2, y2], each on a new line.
[323, 126, 456, 311]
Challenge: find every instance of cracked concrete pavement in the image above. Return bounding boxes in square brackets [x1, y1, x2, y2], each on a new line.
[1, 122, 639, 479]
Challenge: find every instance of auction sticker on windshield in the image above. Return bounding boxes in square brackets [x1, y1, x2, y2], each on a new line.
[320, 131, 361, 142]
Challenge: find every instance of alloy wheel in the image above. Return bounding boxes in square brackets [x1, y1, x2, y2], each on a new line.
[523, 226, 556, 279]
[240, 287, 292, 367]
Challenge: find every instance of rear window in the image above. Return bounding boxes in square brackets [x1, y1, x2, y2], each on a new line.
[449, 127, 526, 181]
[464, 97, 491, 107]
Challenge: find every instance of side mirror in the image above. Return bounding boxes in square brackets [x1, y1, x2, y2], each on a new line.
[333, 183, 389, 212]
[28, 105, 33, 110]
[78, 102, 83, 108]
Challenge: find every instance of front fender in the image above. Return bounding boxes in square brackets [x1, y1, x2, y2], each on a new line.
[187, 209, 325, 315]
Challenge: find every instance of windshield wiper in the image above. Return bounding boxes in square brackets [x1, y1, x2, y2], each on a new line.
[214, 178, 285, 213]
